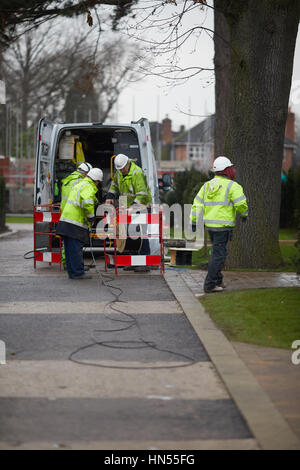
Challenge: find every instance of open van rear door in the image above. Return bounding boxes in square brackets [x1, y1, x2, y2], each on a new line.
[34, 118, 55, 205]
[135, 118, 159, 204]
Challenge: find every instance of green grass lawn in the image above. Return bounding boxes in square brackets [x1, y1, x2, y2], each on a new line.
[6, 216, 33, 223]
[279, 228, 297, 240]
[199, 287, 300, 349]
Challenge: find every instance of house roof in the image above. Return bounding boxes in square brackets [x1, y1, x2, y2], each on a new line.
[149, 121, 183, 148]
[174, 115, 215, 145]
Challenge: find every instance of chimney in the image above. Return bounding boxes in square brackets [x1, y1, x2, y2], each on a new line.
[162, 115, 172, 145]
[285, 107, 295, 142]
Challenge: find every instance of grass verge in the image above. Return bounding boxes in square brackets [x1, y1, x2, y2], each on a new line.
[199, 287, 300, 349]
[189, 244, 298, 272]
[6, 216, 33, 223]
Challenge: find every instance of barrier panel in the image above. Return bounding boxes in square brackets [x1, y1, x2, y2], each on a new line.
[100, 205, 164, 275]
[33, 204, 62, 269]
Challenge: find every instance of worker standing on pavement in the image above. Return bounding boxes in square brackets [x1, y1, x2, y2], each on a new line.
[56, 168, 103, 279]
[105, 153, 152, 272]
[190, 156, 248, 293]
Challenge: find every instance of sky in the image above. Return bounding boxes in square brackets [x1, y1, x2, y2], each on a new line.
[111, 2, 300, 132]
[114, 1, 216, 131]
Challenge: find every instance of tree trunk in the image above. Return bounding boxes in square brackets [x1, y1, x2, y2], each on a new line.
[214, 6, 230, 156]
[214, 0, 300, 268]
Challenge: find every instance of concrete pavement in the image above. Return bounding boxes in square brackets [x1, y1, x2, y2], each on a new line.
[164, 269, 300, 450]
[0, 225, 299, 449]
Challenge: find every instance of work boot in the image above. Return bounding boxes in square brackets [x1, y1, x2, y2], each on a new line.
[204, 286, 223, 293]
[217, 282, 226, 288]
[71, 274, 92, 280]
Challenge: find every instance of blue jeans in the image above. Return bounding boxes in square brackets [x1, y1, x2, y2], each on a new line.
[204, 230, 232, 291]
[63, 236, 85, 278]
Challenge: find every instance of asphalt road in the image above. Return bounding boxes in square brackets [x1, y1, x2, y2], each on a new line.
[0, 227, 258, 450]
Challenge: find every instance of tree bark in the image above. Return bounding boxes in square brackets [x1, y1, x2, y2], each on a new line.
[214, 0, 300, 268]
[214, 6, 230, 156]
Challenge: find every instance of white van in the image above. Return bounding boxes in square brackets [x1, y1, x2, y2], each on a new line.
[34, 117, 165, 253]
[34, 117, 161, 206]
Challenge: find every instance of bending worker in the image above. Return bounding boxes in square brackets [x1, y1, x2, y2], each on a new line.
[60, 162, 93, 212]
[106, 153, 152, 272]
[60, 162, 93, 268]
[190, 156, 248, 293]
[56, 168, 103, 279]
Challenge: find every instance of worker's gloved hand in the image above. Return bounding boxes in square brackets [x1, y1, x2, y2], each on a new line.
[191, 223, 197, 233]
[88, 216, 96, 227]
[241, 217, 247, 223]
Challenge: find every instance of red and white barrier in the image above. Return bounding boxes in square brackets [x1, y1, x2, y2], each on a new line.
[105, 254, 161, 267]
[34, 210, 60, 223]
[35, 251, 61, 263]
[104, 206, 164, 274]
[33, 204, 62, 269]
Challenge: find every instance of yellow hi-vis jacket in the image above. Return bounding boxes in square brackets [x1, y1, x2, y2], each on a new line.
[60, 170, 84, 213]
[190, 176, 248, 230]
[59, 178, 98, 230]
[107, 161, 152, 206]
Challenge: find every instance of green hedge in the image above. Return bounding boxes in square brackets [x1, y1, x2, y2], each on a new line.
[0, 176, 6, 231]
[165, 168, 209, 207]
[280, 167, 300, 228]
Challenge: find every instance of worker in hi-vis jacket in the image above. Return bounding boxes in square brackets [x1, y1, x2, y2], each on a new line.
[56, 168, 103, 279]
[106, 153, 152, 272]
[190, 156, 248, 293]
[59, 162, 93, 268]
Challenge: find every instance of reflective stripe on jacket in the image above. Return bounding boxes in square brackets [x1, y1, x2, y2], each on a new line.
[60, 177, 98, 230]
[190, 176, 248, 229]
[60, 170, 84, 213]
[108, 161, 152, 206]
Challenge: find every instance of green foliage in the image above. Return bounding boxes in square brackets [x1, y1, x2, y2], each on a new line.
[172, 168, 210, 207]
[0, 176, 6, 231]
[292, 210, 300, 274]
[280, 167, 300, 228]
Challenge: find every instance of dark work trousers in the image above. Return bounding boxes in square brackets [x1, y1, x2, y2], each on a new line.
[140, 207, 151, 255]
[140, 235, 150, 255]
[130, 208, 150, 256]
[204, 230, 232, 291]
[128, 224, 150, 255]
[63, 236, 85, 279]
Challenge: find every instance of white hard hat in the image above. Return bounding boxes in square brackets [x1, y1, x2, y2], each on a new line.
[115, 154, 129, 170]
[212, 156, 234, 172]
[78, 162, 93, 173]
[88, 168, 103, 182]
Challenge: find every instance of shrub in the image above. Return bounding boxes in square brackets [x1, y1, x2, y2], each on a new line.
[280, 168, 300, 228]
[173, 168, 209, 207]
[0, 176, 6, 232]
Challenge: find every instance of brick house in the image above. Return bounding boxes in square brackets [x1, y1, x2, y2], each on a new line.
[151, 110, 299, 175]
[172, 115, 215, 172]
